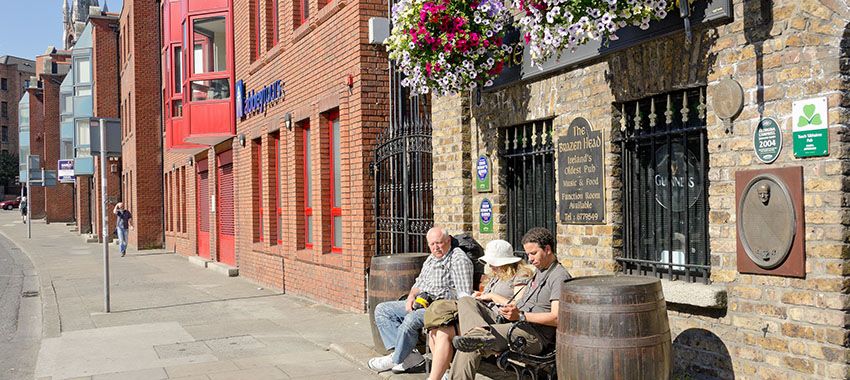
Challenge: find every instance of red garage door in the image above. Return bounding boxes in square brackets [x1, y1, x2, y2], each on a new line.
[216, 151, 235, 266]
[196, 160, 210, 259]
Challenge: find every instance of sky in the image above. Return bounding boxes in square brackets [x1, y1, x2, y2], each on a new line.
[0, 0, 124, 60]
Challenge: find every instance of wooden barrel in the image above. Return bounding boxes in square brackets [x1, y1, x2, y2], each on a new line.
[557, 275, 672, 380]
[368, 253, 429, 353]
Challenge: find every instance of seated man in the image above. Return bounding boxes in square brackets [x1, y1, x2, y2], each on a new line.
[449, 227, 570, 380]
[369, 227, 474, 374]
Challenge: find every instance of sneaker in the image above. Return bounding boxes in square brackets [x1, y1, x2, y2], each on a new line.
[391, 349, 425, 373]
[367, 353, 394, 372]
[452, 328, 497, 353]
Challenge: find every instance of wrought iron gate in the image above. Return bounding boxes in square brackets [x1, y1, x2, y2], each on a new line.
[373, 68, 434, 256]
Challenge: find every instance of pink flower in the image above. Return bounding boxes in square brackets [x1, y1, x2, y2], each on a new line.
[524, 34, 530, 44]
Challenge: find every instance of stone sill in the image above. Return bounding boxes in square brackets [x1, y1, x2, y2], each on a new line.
[661, 279, 727, 309]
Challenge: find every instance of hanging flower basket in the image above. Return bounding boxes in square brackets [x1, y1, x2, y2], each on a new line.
[514, 0, 671, 66]
[387, 0, 514, 96]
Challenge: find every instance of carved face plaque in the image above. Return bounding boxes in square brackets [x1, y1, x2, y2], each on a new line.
[738, 175, 795, 269]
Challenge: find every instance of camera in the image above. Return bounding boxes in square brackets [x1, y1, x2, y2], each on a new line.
[412, 292, 435, 310]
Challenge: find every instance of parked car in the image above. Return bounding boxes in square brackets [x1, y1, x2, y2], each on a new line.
[0, 197, 21, 210]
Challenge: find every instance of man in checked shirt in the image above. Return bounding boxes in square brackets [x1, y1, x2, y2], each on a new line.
[369, 227, 474, 374]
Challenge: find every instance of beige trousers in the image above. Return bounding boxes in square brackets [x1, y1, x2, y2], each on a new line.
[450, 296, 545, 380]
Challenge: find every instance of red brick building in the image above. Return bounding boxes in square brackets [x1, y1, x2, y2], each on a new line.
[22, 49, 74, 222]
[119, 0, 164, 249]
[71, 11, 123, 240]
[0, 56, 35, 197]
[161, 0, 390, 311]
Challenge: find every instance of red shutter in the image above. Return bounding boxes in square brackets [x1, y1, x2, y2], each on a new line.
[218, 164, 235, 237]
[198, 171, 210, 233]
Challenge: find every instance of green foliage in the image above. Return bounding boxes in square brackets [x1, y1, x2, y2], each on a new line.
[0, 152, 19, 187]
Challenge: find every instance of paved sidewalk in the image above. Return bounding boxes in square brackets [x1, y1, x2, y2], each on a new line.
[0, 213, 510, 380]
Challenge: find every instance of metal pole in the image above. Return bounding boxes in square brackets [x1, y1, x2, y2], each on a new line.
[99, 119, 110, 313]
[26, 155, 31, 239]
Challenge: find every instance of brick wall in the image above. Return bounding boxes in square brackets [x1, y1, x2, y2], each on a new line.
[40, 75, 74, 223]
[25, 87, 45, 218]
[120, 0, 164, 250]
[0, 60, 34, 167]
[432, 1, 850, 378]
[224, 0, 389, 311]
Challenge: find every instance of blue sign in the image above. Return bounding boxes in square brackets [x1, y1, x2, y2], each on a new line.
[236, 79, 286, 119]
[479, 198, 493, 233]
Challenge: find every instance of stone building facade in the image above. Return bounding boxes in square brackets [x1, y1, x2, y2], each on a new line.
[431, 1, 849, 378]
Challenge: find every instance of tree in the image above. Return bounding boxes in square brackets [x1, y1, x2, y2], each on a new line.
[0, 151, 19, 187]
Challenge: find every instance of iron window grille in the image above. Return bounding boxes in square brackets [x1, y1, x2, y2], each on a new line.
[614, 88, 711, 283]
[504, 120, 556, 256]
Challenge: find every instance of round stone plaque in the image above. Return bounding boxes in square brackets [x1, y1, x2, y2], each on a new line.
[711, 78, 744, 120]
[753, 117, 782, 164]
[737, 174, 796, 269]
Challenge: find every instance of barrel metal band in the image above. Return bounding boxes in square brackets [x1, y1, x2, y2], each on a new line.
[562, 331, 671, 349]
[563, 299, 666, 314]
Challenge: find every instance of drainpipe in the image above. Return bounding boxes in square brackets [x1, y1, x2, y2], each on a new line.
[156, 1, 167, 250]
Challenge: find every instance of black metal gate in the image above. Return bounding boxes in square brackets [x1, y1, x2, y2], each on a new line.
[373, 69, 433, 256]
[504, 120, 556, 254]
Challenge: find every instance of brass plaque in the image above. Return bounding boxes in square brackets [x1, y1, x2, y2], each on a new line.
[735, 167, 805, 278]
[711, 78, 744, 120]
[738, 175, 795, 269]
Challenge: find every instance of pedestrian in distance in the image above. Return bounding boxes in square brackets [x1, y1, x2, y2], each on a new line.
[20, 196, 27, 224]
[368, 227, 474, 374]
[424, 239, 534, 380]
[113, 202, 132, 257]
[448, 227, 571, 380]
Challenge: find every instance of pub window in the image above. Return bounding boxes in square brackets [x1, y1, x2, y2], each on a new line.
[300, 0, 310, 25]
[1, 126, 7, 142]
[253, 138, 264, 242]
[615, 88, 710, 283]
[503, 120, 556, 255]
[1, 78, 7, 91]
[175, 169, 182, 232]
[181, 168, 187, 233]
[1, 102, 7, 118]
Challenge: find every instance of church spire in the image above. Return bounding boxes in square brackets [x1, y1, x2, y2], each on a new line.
[102, 1, 108, 13]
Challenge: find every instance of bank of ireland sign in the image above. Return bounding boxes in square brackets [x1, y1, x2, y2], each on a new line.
[792, 97, 828, 158]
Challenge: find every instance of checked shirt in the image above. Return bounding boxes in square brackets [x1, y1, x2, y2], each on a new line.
[413, 247, 474, 300]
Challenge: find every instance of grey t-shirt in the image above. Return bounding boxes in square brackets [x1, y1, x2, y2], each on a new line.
[515, 262, 571, 343]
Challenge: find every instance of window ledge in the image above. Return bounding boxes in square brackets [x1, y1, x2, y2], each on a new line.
[660, 279, 727, 309]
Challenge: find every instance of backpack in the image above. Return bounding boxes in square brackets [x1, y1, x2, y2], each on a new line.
[451, 233, 485, 289]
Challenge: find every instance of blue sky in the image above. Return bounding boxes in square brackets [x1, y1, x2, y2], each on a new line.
[0, 0, 124, 60]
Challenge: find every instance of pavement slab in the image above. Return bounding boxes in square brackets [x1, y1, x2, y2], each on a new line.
[35, 322, 217, 379]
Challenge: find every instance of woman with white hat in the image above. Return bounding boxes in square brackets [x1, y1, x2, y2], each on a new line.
[424, 239, 534, 380]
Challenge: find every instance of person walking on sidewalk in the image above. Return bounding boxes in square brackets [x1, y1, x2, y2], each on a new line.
[113, 202, 132, 257]
[448, 227, 571, 380]
[20, 196, 27, 224]
[368, 227, 474, 374]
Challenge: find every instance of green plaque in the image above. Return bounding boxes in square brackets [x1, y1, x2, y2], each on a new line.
[479, 198, 493, 233]
[753, 117, 782, 164]
[475, 155, 492, 192]
[792, 97, 829, 158]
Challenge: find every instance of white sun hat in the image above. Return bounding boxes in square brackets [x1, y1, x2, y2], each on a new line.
[479, 239, 521, 267]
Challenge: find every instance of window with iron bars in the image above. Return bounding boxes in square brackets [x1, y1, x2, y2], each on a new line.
[503, 120, 556, 256]
[614, 87, 711, 283]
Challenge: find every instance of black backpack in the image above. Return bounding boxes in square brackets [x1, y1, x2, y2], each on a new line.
[451, 233, 485, 289]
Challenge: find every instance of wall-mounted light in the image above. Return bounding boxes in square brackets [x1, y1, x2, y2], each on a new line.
[284, 113, 293, 131]
[237, 133, 246, 147]
[172, 163, 176, 170]
[187, 156, 194, 166]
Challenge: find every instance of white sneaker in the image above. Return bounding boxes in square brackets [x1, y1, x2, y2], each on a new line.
[391, 349, 425, 373]
[367, 353, 394, 372]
